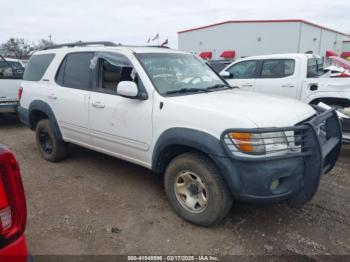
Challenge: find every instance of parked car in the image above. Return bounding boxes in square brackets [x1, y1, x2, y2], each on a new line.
[0, 146, 30, 262]
[18, 42, 341, 226]
[0, 56, 24, 113]
[323, 65, 350, 78]
[220, 53, 350, 142]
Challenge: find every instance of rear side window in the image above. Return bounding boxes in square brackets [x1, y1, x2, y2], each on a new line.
[307, 58, 324, 78]
[260, 59, 295, 78]
[56, 52, 94, 89]
[23, 54, 55, 81]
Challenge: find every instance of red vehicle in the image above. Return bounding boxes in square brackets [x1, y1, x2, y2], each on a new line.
[0, 146, 31, 262]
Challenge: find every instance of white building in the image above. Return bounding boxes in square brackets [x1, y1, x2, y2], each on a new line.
[342, 40, 350, 59]
[178, 19, 350, 60]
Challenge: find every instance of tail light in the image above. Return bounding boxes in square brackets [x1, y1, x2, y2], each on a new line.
[18, 87, 23, 101]
[0, 147, 27, 248]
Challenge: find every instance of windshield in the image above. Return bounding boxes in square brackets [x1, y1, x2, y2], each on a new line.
[136, 53, 226, 95]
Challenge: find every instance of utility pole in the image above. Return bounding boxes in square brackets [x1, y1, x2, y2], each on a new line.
[48, 34, 52, 46]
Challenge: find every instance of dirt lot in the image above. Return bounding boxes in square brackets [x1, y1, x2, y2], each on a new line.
[1, 113, 350, 257]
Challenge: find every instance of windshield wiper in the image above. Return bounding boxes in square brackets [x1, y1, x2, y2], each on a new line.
[205, 84, 235, 91]
[165, 88, 211, 95]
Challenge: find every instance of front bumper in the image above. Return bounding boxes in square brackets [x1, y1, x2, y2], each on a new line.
[214, 109, 342, 206]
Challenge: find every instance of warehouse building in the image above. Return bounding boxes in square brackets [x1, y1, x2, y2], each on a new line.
[342, 40, 350, 59]
[178, 19, 350, 60]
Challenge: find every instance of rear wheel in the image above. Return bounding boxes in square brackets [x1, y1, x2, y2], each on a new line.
[164, 151, 233, 226]
[35, 119, 69, 162]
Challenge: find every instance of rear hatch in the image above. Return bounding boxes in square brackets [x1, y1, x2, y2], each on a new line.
[0, 79, 21, 103]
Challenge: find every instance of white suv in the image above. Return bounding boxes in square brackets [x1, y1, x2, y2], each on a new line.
[18, 42, 342, 226]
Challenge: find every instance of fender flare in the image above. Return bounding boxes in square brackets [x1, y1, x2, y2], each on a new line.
[151, 128, 228, 173]
[28, 100, 63, 140]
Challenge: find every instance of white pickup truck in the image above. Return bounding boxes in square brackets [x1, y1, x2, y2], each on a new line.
[219, 53, 350, 142]
[0, 56, 24, 113]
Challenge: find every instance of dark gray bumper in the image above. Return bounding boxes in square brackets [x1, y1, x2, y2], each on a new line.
[214, 109, 342, 206]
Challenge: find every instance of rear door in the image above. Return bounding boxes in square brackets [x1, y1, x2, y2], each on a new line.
[222, 60, 258, 91]
[52, 52, 94, 144]
[254, 59, 299, 98]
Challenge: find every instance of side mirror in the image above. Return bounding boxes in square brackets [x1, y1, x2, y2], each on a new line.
[117, 81, 139, 98]
[220, 71, 232, 79]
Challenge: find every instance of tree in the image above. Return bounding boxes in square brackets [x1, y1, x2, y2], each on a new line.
[0, 38, 34, 59]
[34, 38, 55, 50]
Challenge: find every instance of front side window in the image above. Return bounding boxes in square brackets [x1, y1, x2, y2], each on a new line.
[56, 52, 94, 89]
[226, 60, 257, 79]
[23, 54, 55, 81]
[260, 59, 295, 78]
[137, 53, 226, 95]
[97, 54, 134, 93]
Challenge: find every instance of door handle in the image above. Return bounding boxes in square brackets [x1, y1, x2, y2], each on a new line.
[48, 94, 57, 100]
[92, 101, 105, 108]
[242, 83, 253, 87]
[282, 84, 295, 88]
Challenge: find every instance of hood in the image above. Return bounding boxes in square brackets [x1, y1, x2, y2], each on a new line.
[167, 89, 315, 127]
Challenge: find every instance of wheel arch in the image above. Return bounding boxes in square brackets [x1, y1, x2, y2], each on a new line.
[28, 100, 63, 140]
[151, 128, 227, 174]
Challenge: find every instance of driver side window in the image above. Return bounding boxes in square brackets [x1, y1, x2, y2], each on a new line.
[97, 55, 136, 94]
[226, 60, 258, 79]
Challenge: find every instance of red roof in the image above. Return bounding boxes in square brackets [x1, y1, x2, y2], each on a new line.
[326, 50, 339, 57]
[341, 52, 350, 58]
[178, 19, 349, 36]
[220, 51, 235, 59]
[199, 51, 212, 59]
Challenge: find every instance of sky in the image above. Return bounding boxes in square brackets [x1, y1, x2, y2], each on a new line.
[1, 0, 349, 48]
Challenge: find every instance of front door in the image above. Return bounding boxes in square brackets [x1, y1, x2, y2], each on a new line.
[223, 60, 258, 91]
[88, 53, 153, 166]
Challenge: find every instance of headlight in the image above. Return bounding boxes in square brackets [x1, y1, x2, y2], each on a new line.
[223, 131, 290, 157]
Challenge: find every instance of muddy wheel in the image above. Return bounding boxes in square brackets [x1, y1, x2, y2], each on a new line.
[164, 151, 233, 227]
[35, 119, 69, 162]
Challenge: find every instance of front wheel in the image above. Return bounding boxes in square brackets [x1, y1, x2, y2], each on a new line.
[164, 151, 233, 226]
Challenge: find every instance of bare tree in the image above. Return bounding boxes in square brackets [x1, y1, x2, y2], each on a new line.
[34, 38, 55, 50]
[0, 38, 34, 59]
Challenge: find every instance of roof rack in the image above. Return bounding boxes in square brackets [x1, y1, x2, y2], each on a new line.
[43, 41, 170, 50]
[44, 41, 117, 50]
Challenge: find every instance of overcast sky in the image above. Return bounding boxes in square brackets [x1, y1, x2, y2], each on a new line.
[1, 0, 349, 48]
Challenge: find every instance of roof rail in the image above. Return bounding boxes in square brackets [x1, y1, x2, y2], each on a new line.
[116, 44, 170, 49]
[44, 41, 117, 50]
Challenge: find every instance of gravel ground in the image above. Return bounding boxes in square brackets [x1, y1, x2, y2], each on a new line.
[0, 113, 349, 257]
